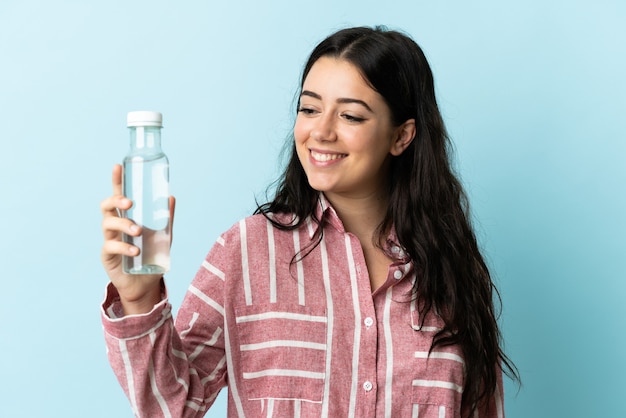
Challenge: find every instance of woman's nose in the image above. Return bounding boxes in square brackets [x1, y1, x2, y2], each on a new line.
[311, 113, 337, 142]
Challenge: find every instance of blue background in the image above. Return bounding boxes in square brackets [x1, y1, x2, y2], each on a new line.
[1, 1, 624, 417]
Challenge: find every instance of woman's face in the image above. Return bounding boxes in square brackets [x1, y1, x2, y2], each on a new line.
[294, 57, 411, 201]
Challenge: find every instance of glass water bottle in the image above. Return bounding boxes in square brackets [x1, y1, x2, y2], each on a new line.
[122, 111, 171, 274]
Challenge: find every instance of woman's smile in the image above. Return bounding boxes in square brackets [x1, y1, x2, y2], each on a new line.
[309, 149, 348, 164]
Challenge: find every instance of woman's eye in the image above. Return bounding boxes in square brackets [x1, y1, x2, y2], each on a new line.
[298, 107, 316, 115]
[343, 114, 365, 123]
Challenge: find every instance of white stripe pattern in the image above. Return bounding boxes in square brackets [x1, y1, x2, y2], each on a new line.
[188, 327, 223, 361]
[293, 228, 305, 305]
[171, 348, 187, 360]
[383, 287, 394, 417]
[189, 285, 224, 316]
[106, 305, 118, 319]
[200, 355, 227, 385]
[294, 399, 301, 418]
[240, 219, 252, 305]
[240, 339, 326, 351]
[223, 312, 246, 417]
[236, 311, 326, 323]
[119, 340, 139, 417]
[415, 325, 442, 332]
[243, 369, 326, 379]
[412, 379, 464, 393]
[439, 405, 446, 418]
[267, 219, 277, 303]
[345, 235, 361, 418]
[414, 351, 465, 365]
[306, 216, 314, 238]
[169, 322, 192, 393]
[179, 312, 199, 338]
[184, 400, 205, 412]
[149, 332, 172, 418]
[205, 326, 223, 346]
[410, 297, 442, 332]
[202, 260, 225, 281]
[320, 237, 333, 418]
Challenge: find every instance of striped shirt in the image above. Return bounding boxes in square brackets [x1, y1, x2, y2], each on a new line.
[102, 195, 505, 418]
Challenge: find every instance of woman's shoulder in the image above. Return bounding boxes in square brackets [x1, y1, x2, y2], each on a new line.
[220, 212, 301, 240]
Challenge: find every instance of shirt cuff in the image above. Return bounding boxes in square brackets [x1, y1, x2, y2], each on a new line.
[100, 281, 171, 340]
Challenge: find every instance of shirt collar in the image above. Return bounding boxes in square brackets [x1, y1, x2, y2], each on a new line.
[310, 193, 344, 238]
[309, 193, 410, 263]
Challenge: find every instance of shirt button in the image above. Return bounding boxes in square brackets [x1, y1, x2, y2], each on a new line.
[393, 270, 403, 280]
[363, 381, 373, 391]
[364, 317, 374, 327]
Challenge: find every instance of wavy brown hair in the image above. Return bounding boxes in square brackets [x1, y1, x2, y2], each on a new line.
[256, 26, 519, 416]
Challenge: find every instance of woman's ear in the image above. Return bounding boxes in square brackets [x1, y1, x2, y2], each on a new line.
[390, 119, 416, 156]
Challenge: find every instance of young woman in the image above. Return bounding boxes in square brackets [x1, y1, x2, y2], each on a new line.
[101, 26, 517, 418]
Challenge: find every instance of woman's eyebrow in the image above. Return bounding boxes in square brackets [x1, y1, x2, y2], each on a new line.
[301, 90, 373, 112]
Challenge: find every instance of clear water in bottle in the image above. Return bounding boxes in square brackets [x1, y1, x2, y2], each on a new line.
[122, 113, 170, 275]
[123, 154, 170, 274]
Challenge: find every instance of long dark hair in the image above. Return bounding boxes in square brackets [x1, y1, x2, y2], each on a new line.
[256, 26, 519, 415]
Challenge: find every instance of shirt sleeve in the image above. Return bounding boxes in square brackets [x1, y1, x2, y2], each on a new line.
[101, 231, 233, 418]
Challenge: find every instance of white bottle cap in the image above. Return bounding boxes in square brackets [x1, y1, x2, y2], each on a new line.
[127, 111, 163, 127]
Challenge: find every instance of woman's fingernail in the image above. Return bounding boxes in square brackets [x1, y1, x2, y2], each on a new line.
[129, 225, 139, 234]
[128, 246, 138, 255]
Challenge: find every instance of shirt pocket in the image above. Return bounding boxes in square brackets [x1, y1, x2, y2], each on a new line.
[410, 307, 464, 418]
[234, 303, 327, 403]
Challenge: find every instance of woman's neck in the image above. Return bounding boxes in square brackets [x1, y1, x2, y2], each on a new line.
[324, 190, 389, 245]
[324, 190, 394, 292]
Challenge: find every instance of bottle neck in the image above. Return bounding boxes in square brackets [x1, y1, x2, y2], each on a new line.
[129, 126, 163, 153]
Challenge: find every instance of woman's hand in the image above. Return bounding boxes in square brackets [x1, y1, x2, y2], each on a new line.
[100, 164, 175, 315]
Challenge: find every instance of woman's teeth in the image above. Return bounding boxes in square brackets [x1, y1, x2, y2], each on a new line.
[311, 150, 346, 162]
